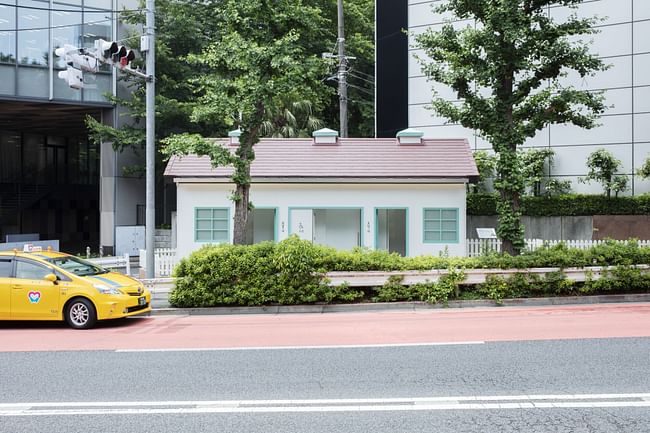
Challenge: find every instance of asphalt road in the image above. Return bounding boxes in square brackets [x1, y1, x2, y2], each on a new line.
[1, 336, 649, 433]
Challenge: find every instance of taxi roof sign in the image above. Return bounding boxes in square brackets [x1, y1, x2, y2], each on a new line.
[23, 244, 43, 252]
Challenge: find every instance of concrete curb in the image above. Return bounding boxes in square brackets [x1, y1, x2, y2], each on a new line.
[148, 293, 650, 316]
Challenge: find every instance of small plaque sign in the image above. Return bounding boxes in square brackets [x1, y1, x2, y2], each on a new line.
[476, 228, 497, 239]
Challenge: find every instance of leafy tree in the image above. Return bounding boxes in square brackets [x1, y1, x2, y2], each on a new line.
[470, 150, 497, 193]
[580, 148, 628, 198]
[164, 0, 329, 244]
[414, 0, 607, 255]
[261, 100, 324, 138]
[86, 0, 223, 175]
[520, 148, 555, 196]
[544, 178, 572, 197]
[86, 0, 374, 159]
[637, 157, 650, 179]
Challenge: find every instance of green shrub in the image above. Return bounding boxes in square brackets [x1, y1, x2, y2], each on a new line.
[467, 193, 650, 216]
[477, 275, 510, 305]
[373, 275, 415, 302]
[170, 236, 650, 308]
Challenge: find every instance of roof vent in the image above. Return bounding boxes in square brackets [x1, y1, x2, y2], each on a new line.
[396, 128, 424, 145]
[228, 128, 241, 146]
[312, 127, 339, 145]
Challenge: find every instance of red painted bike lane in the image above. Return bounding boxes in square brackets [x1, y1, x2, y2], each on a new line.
[1, 303, 650, 352]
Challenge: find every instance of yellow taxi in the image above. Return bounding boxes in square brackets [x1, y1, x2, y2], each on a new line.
[0, 248, 151, 329]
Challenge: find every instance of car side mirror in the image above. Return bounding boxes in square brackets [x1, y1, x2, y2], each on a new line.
[44, 273, 58, 283]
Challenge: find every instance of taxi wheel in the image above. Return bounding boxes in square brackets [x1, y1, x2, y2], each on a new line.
[65, 298, 97, 330]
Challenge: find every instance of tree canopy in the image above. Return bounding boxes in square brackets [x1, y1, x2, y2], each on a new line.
[163, 0, 332, 244]
[415, 0, 607, 254]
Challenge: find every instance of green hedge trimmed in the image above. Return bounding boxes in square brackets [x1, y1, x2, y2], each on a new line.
[170, 237, 650, 308]
[467, 193, 650, 216]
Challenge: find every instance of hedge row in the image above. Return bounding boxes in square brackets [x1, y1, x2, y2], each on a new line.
[467, 193, 650, 216]
[169, 236, 650, 308]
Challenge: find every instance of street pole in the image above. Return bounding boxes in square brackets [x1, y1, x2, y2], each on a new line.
[145, 0, 155, 278]
[337, 0, 348, 138]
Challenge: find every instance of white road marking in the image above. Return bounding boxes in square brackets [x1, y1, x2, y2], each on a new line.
[1, 393, 649, 416]
[114, 341, 486, 352]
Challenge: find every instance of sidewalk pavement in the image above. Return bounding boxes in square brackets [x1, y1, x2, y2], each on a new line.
[149, 293, 650, 316]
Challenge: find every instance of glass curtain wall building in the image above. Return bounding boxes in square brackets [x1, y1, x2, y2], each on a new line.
[0, 1, 138, 253]
[0, 0, 113, 103]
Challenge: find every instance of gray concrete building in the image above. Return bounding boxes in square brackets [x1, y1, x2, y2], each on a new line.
[378, 0, 650, 195]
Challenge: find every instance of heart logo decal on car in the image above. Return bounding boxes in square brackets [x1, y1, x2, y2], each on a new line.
[28, 291, 41, 303]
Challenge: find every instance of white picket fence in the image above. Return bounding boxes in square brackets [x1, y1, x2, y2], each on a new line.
[139, 248, 178, 277]
[466, 238, 650, 257]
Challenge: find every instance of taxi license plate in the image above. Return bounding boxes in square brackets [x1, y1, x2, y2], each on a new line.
[138, 296, 146, 306]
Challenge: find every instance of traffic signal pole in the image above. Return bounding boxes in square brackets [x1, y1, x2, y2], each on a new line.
[55, 4, 155, 275]
[145, 0, 156, 279]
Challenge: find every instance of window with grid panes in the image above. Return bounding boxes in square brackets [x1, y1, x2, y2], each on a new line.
[423, 208, 458, 243]
[195, 208, 230, 242]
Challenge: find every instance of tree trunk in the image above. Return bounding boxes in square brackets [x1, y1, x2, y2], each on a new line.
[232, 181, 250, 245]
[231, 105, 263, 245]
[495, 69, 525, 256]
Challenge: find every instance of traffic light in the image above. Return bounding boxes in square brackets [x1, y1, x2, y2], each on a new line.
[54, 44, 95, 89]
[55, 44, 98, 71]
[95, 39, 118, 62]
[94, 40, 136, 68]
[113, 45, 136, 68]
[58, 67, 83, 89]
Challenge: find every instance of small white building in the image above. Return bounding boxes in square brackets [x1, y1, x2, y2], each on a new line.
[164, 128, 478, 259]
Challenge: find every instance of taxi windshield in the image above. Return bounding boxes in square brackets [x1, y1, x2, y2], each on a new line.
[46, 256, 108, 277]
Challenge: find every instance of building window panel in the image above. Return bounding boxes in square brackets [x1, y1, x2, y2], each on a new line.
[195, 208, 230, 243]
[423, 208, 459, 244]
[0, 0, 17, 64]
[84, 0, 111, 9]
[0, 65, 16, 94]
[17, 65, 47, 97]
[53, 70, 82, 100]
[17, 0, 48, 66]
[52, 3, 81, 66]
[82, 72, 110, 102]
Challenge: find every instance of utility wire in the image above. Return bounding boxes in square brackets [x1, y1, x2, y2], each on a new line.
[348, 72, 374, 86]
[346, 82, 374, 96]
[348, 67, 374, 80]
[0, 2, 142, 13]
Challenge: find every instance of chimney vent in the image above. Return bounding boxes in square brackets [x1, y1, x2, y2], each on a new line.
[312, 127, 339, 145]
[228, 128, 241, 146]
[396, 128, 424, 145]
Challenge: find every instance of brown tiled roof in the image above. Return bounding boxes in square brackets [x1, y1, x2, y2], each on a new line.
[164, 137, 478, 180]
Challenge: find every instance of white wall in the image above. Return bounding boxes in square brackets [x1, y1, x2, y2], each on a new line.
[408, 0, 650, 195]
[175, 182, 468, 258]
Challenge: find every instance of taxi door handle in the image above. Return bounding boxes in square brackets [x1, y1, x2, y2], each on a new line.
[12, 285, 22, 290]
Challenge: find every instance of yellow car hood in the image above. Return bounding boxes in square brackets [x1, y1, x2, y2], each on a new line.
[83, 272, 145, 295]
